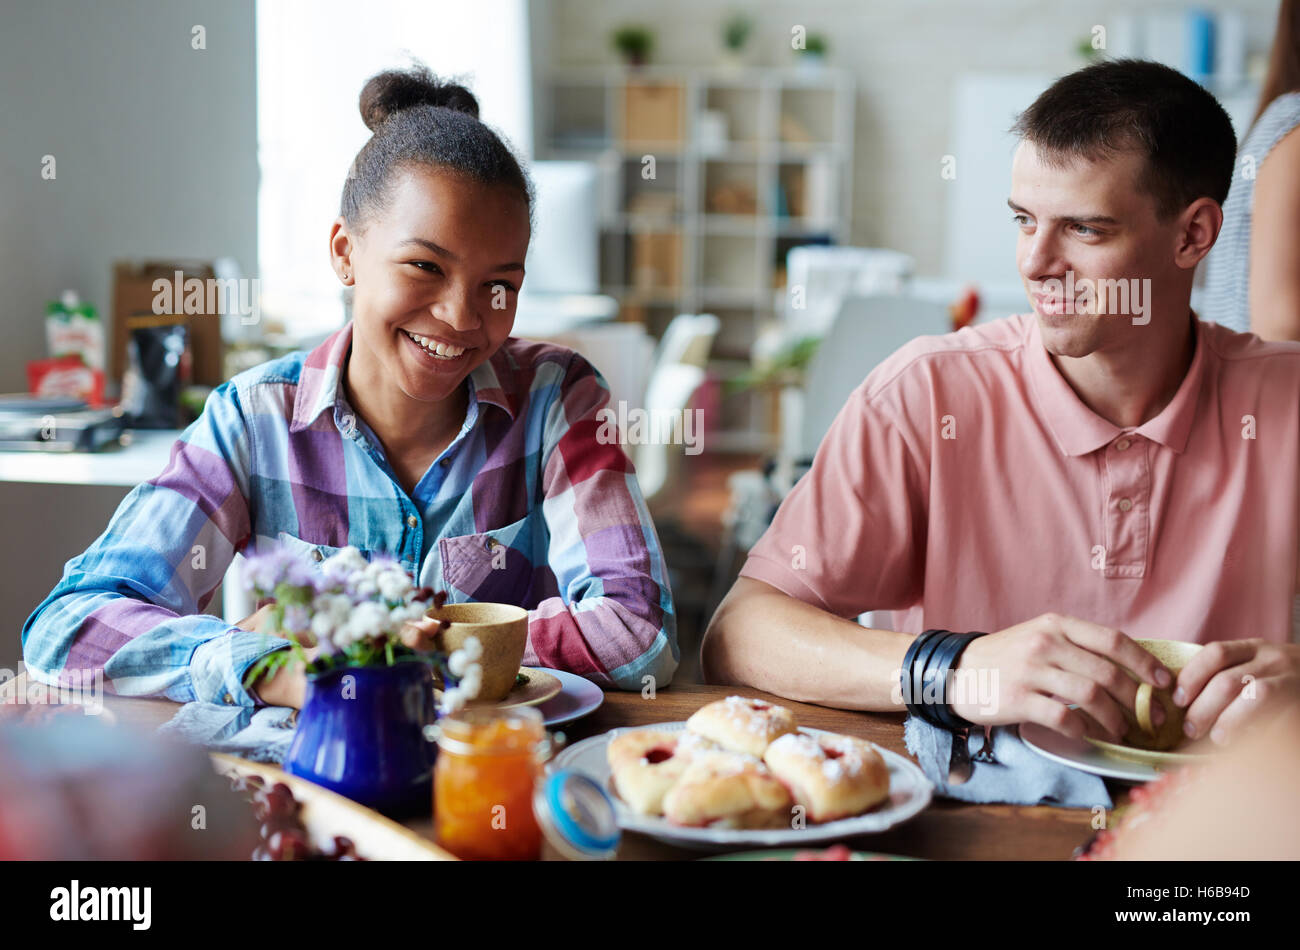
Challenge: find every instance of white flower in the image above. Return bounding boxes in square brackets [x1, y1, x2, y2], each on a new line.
[345, 601, 389, 642]
[310, 612, 336, 642]
[460, 636, 483, 663]
[321, 546, 366, 577]
[448, 649, 470, 677]
[440, 686, 467, 715]
[353, 578, 379, 600]
[378, 567, 413, 602]
[390, 603, 426, 625]
[459, 665, 483, 700]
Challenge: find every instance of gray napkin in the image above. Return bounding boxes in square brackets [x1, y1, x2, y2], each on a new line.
[157, 701, 297, 764]
[904, 716, 1112, 809]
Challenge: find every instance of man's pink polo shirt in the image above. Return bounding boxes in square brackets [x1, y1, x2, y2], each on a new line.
[739, 312, 1300, 644]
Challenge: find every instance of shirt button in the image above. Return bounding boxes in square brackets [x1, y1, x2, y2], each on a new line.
[1117, 497, 1133, 512]
[223, 693, 234, 705]
[440, 458, 452, 467]
[1115, 438, 1131, 451]
[310, 548, 324, 562]
[407, 514, 419, 528]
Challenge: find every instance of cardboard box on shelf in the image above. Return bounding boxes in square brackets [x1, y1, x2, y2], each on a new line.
[630, 231, 682, 292]
[621, 81, 684, 146]
[110, 260, 224, 386]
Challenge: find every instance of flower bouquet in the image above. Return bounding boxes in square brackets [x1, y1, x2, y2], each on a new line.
[239, 543, 480, 814]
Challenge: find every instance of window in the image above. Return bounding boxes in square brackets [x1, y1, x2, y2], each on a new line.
[255, 0, 531, 338]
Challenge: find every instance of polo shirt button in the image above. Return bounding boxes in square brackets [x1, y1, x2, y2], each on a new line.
[223, 693, 234, 705]
[407, 514, 419, 528]
[1116, 438, 1131, 451]
[1117, 497, 1133, 512]
[310, 548, 324, 562]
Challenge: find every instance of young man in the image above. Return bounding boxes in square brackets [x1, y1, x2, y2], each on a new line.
[703, 59, 1300, 747]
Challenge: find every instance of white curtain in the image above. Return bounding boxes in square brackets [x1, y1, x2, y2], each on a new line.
[255, 0, 532, 338]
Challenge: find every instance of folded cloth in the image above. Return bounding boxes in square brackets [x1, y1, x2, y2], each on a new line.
[904, 716, 1112, 809]
[157, 701, 297, 764]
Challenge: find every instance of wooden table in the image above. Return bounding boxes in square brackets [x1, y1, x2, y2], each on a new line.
[100, 682, 1107, 860]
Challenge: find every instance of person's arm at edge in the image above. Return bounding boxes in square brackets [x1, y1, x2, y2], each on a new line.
[1248, 126, 1300, 342]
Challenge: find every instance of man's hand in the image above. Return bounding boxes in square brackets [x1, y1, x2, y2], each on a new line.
[950, 612, 1173, 741]
[1173, 639, 1300, 745]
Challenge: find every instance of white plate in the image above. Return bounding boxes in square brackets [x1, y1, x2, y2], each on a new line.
[533, 668, 604, 727]
[1019, 721, 1162, 783]
[551, 721, 933, 850]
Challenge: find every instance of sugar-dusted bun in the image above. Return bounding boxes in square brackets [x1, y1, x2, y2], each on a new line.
[763, 732, 891, 822]
[685, 696, 797, 758]
[606, 730, 691, 816]
[662, 752, 793, 829]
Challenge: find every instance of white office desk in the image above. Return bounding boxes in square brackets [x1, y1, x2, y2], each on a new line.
[0, 429, 250, 624]
[0, 429, 182, 487]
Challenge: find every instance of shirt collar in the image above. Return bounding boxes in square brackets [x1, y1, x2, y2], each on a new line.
[290, 322, 518, 433]
[1024, 311, 1206, 457]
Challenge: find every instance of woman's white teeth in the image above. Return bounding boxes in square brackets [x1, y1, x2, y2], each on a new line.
[405, 330, 465, 359]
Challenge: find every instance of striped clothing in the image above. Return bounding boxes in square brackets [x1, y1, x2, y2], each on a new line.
[1202, 91, 1300, 332]
[22, 324, 678, 705]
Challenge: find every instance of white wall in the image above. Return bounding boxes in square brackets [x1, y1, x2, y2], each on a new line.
[0, 0, 258, 393]
[0, 0, 257, 664]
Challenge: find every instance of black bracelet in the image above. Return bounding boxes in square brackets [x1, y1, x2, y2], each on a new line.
[904, 629, 987, 730]
[928, 632, 987, 729]
[920, 633, 963, 726]
[901, 629, 947, 718]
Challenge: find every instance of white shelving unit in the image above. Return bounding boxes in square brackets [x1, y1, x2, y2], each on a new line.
[539, 65, 855, 453]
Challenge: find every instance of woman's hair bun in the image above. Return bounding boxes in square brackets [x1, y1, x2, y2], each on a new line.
[358, 64, 480, 131]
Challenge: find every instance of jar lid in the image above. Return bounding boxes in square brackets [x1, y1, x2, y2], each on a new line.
[533, 769, 620, 860]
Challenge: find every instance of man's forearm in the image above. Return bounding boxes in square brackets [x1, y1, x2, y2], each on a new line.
[701, 576, 914, 711]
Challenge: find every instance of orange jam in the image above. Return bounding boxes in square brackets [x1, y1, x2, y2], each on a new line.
[433, 707, 547, 861]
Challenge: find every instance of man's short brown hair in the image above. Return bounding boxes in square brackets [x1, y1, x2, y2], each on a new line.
[1011, 59, 1236, 220]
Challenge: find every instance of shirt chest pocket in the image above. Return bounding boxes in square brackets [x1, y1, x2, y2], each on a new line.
[276, 532, 373, 568]
[438, 513, 539, 605]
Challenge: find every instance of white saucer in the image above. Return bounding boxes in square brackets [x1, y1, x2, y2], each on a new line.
[1019, 721, 1162, 783]
[533, 668, 604, 727]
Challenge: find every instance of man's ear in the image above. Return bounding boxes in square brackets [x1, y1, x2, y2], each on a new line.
[1173, 197, 1223, 270]
[329, 217, 357, 285]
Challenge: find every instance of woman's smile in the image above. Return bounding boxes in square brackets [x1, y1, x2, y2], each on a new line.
[400, 326, 473, 369]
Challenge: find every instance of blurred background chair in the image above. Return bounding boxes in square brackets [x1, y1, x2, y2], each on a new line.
[707, 294, 952, 621]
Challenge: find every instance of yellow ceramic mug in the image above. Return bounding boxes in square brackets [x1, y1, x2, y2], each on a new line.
[432, 602, 529, 702]
[1125, 638, 1203, 752]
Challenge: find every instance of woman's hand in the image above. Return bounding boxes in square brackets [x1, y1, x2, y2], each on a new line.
[236, 605, 311, 709]
[1174, 639, 1300, 745]
[949, 612, 1173, 741]
[399, 615, 448, 652]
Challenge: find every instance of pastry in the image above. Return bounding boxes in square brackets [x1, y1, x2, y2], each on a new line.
[685, 696, 797, 758]
[763, 731, 891, 822]
[662, 751, 793, 829]
[606, 729, 692, 816]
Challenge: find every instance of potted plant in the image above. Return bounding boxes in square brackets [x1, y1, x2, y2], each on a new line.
[795, 33, 829, 72]
[612, 25, 653, 68]
[241, 544, 482, 816]
[721, 13, 754, 70]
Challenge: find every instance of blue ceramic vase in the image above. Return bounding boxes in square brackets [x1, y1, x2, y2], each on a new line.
[284, 661, 438, 817]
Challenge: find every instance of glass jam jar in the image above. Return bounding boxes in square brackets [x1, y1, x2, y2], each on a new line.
[433, 706, 552, 861]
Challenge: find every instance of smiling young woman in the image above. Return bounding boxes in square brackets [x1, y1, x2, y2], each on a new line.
[22, 63, 679, 710]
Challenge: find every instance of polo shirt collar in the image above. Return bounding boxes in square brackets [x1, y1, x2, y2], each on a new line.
[290, 322, 518, 433]
[1025, 311, 1206, 457]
